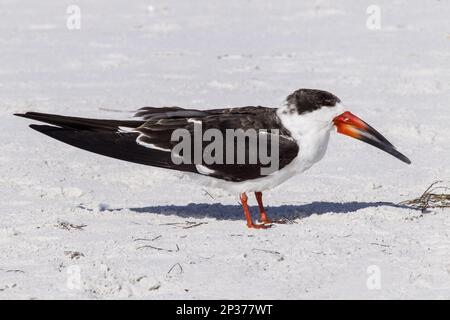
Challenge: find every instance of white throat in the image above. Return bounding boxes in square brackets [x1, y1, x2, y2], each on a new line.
[277, 103, 344, 173]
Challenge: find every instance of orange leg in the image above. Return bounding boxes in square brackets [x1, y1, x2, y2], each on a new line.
[255, 191, 271, 224]
[240, 193, 271, 229]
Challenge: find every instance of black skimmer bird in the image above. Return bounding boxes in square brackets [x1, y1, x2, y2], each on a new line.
[15, 89, 410, 229]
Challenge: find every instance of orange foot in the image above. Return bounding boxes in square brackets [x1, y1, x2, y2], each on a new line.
[259, 211, 286, 225]
[247, 222, 272, 229]
[260, 218, 287, 225]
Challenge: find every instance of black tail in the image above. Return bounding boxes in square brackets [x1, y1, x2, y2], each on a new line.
[15, 112, 197, 174]
[28, 125, 197, 173]
[14, 112, 144, 131]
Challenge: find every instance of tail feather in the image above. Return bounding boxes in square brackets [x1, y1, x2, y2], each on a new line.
[28, 124, 197, 173]
[15, 112, 144, 131]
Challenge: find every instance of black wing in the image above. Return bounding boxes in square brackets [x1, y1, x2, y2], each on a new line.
[15, 106, 299, 182]
[133, 106, 299, 181]
[13, 111, 197, 174]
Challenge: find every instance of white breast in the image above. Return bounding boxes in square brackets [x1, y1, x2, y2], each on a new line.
[277, 109, 334, 174]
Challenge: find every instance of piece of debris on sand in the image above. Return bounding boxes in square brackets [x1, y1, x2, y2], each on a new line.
[401, 181, 450, 211]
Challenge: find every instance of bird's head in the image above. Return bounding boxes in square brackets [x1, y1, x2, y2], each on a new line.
[281, 88, 411, 164]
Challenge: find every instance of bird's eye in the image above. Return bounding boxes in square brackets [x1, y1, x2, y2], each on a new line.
[323, 99, 335, 106]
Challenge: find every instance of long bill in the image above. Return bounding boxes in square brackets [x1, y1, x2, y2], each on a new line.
[333, 111, 411, 164]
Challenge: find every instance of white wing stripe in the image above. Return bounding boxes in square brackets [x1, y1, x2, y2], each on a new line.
[136, 134, 172, 152]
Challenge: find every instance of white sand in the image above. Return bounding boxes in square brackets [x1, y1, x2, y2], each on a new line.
[0, 0, 449, 299]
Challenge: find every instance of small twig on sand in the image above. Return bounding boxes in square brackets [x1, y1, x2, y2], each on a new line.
[370, 242, 392, 248]
[252, 248, 285, 261]
[160, 221, 208, 229]
[6, 269, 25, 274]
[183, 222, 208, 229]
[56, 221, 87, 231]
[137, 244, 180, 252]
[252, 248, 281, 255]
[400, 181, 450, 211]
[167, 263, 183, 275]
[202, 189, 215, 200]
[133, 235, 162, 242]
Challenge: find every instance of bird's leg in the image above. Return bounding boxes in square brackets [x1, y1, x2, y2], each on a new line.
[255, 192, 286, 224]
[240, 193, 271, 229]
[255, 191, 271, 224]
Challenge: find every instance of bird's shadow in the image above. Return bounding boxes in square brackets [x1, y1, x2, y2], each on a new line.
[106, 201, 414, 221]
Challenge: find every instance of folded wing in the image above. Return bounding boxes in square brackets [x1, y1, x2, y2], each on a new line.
[15, 106, 299, 181]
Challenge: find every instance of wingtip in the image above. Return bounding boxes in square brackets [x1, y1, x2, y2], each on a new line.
[14, 112, 35, 119]
[400, 154, 412, 165]
[28, 124, 40, 130]
[28, 124, 60, 134]
[29, 123, 49, 129]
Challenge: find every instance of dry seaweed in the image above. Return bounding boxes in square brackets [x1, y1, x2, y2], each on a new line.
[400, 181, 450, 211]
